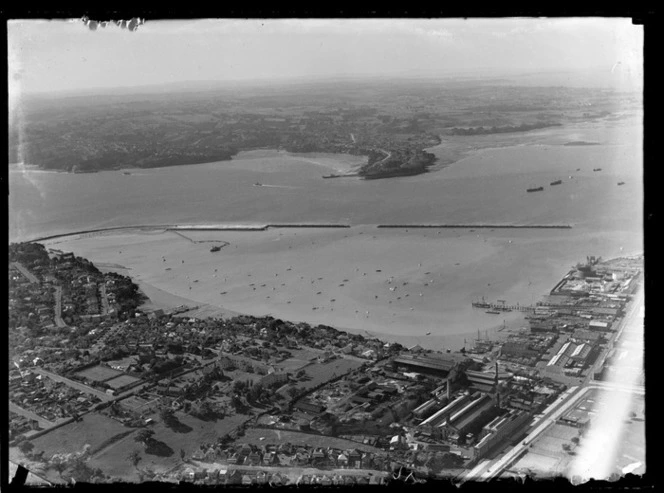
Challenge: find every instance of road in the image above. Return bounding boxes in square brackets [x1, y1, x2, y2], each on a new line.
[187, 460, 390, 480]
[374, 148, 392, 165]
[12, 262, 39, 283]
[33, 368, 113, 402]
[53, 285, 67, 328]
[461, 385, 589, 482]
[584, 286, 644, 384]
[9, 460, 53, 486]
[99, 283, 110, 315]
[9, 401, 59, 430]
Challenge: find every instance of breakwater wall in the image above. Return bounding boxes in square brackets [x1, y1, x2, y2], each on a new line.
[26, 225, 177, 243]
[377, 224, 573, 229]
[27, 224, 278, 243]
[171, 225, 268, 231]
[25, 222, 570, 244]
[268, 224, 351, 228]
[26, 223, 350, 243]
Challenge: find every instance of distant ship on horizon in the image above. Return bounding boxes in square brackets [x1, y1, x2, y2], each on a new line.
[618, 181, 625, 186]
[550, 179, 562, 186]
[254, 182, 263, 187]
[527, 186, 544, 192]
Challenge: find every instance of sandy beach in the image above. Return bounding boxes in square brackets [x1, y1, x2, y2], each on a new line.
[229, 149, 367, 175]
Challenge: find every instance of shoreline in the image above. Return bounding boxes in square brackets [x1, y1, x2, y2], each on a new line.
[97, 259, 521, 351]
[39, 226, 636, 352]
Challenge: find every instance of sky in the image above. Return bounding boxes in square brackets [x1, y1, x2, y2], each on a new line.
[8, 18, 643, 97]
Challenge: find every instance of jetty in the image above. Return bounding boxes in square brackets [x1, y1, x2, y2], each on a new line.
[471, 299, 535, 312]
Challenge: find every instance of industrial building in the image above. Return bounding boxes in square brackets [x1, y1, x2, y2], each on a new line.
[419, 390, 499, 445]
[412, 398, 442, 421]
[547, 340, 593, 368]
[419, 392, 473, 428]
[464, 363, 512, 392]
[440, 393, 496, 440]
[473, 409, 531, 459]
[499, 342, 540, 359]
[392, 353, 467, 378]
[588, 320, 611, 332]
[293, 400, 326, 415]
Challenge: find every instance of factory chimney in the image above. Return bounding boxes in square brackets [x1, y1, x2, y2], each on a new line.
[494, 361, 501, 408]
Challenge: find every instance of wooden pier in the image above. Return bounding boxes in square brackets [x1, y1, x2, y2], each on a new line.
[471, 300, 535, 312]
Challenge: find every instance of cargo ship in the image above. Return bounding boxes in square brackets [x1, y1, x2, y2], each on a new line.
[472, 297, 490, 308]
[550, 180, 562, 186]
[322, 174, 340, 179]
[617, 181, 625, 186]
[593, 168, 602, 172]
[527, 186, 544, 192]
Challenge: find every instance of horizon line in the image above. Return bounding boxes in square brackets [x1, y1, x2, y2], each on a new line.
[19, 65, 627, 100]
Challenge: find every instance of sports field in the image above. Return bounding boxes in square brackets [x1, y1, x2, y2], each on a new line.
[106, 374, 141, 390]
[76, 365, 123, 382]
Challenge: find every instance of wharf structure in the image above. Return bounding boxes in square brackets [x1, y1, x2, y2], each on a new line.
[471, 299, 535, 312]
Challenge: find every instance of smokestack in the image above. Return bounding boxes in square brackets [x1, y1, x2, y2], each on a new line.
[495, 361, 500, 408]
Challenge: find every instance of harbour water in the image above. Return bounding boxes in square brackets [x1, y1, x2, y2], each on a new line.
[9, 116, 643, 347]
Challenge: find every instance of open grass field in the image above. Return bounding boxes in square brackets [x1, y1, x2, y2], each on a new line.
[76, 365, 123, 382]
[545, 423, 580, 441]
[241, 428, 380, 452]
[25, 407, 248, 483]
[610, 393, 645, 476]
[30, 412, 132, 458]
[106, 374, 141, 389]
[83, 410, 253, 480]
[276, 358, 312, 372]
[510, 423, 579, 478]
[297, 358, 364, 391]
[120, 395, 159, 413]
[510, 451, 564, 477]
[274, 347, 319, 372]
